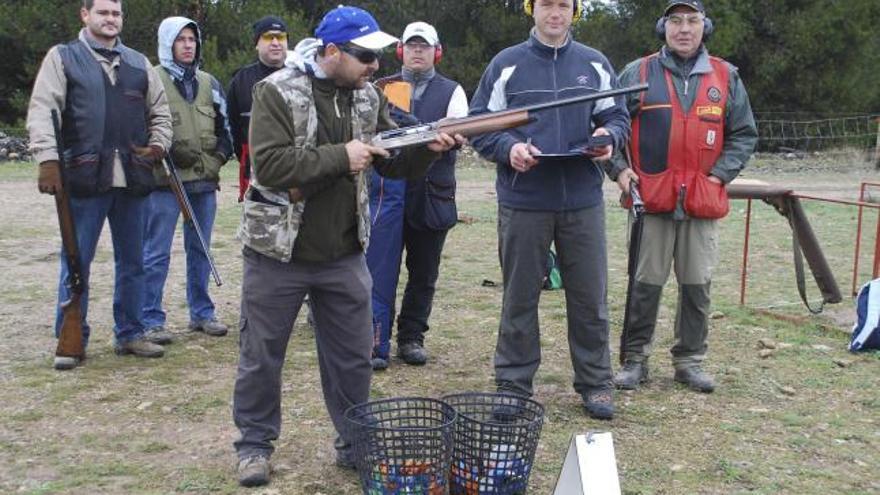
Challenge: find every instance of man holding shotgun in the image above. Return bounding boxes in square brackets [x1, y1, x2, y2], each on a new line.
[609, 0, 757, 393]
[27, 0, 172, 370]
[141, 16, 233, 345]
[233, 5, 464, 486]
[469, 0, 631, 420]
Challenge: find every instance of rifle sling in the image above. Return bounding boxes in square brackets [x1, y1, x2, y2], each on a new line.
[786, 197, 825, 314]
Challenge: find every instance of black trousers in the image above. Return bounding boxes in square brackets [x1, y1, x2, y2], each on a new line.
[396, 221, 449, 345]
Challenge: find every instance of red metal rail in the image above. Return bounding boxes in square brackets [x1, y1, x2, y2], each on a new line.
[851, 182, 880, 295]
[736, 184, 880, 306]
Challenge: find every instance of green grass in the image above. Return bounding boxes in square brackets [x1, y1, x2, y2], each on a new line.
[0, 156, 878, 493]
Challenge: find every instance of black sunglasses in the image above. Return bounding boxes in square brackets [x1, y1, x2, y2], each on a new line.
[338, 44, 382, 64]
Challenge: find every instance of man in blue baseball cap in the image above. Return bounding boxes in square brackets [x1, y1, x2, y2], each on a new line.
[231, 4, 465, 487]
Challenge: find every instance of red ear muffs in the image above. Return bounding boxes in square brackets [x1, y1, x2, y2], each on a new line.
[397, 41, 444, 64]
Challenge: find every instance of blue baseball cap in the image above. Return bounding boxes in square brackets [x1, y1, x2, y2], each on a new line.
[315, 5, 398, 50]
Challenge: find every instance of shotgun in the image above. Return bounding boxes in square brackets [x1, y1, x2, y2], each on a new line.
[50, 110, 85, 361]
[161, 155, 223, 286]
[371, 83, 649, 150]
[620, 182, 645, 365]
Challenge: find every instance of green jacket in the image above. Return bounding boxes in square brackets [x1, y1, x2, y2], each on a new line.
[609, 45, 757, 184]
[239, 65, 438, 263]
[156, 68, 226, 185]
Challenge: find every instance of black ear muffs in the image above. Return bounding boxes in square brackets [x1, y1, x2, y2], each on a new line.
[655, 15, 714, 42]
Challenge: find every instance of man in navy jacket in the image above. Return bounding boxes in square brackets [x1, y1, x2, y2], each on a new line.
[470, 0, 630, 419]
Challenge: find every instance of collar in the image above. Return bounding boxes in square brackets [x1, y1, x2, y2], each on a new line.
[401, 67, 435, 84]
[526, 28, 572, 57]
[258, 60, 284, 72]
[660, 45, 712, 75]
[164, 61, 196, 82]
[312, 76, 352, 98]
[79, 29, 122, 60]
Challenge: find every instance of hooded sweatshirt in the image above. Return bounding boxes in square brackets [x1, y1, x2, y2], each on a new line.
[156, 17, 233, 190]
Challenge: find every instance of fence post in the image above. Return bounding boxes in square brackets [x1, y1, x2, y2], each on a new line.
[875, 117, 880, 168]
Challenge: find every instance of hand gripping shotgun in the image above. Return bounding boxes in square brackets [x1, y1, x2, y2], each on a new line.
[371, 83, 649, 149]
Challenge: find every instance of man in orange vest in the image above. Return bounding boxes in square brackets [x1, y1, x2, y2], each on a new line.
[608, 0, 757, 393]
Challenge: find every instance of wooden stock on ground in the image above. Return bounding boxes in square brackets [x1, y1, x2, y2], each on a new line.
[51, 110, 85, 360]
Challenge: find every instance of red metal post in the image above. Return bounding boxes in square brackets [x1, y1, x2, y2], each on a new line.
[853, 182, 866, 296]
[740, 198, 752, 306]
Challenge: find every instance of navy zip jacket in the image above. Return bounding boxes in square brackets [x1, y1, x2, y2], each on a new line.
[470, 30, 631, 211]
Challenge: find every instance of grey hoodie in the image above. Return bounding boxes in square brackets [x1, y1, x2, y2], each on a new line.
[155, 16, 234, 184]
[157, 16, 201, 80]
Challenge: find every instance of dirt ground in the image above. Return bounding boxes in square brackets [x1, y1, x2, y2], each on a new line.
[0, 153, 878, 494]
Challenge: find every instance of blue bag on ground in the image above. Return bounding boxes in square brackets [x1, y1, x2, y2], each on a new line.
[850, 278, 880, 352]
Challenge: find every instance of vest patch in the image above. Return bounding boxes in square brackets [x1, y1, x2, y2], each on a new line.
[706, 129, 716, 146]
[707, 86, 722, 102]
[697, 105, 723, 117]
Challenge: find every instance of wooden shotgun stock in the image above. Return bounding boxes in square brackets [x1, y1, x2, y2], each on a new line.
[50, 110, 85, 360]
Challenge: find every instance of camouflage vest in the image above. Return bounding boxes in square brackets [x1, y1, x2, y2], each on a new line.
[237, 66, 379, 262]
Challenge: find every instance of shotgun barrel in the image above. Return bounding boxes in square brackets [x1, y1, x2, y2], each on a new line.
[372, 83, 649, 150]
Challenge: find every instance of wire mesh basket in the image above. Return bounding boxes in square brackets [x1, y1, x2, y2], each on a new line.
[441, 392, 544, 495]
[345, 397, 457, 495]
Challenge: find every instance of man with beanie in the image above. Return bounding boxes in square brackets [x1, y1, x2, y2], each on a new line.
[141, 17, 233, 345]
[27, 0, 172, 369]
[367, 21, 469, 370]
[227, 15, 289, 202]
[232, 5, 464, 487]
[609, 0, 757, 393]
[469, 0, 630, 420]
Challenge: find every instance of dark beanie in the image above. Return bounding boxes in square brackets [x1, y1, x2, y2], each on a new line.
[253, 15, 288, 45]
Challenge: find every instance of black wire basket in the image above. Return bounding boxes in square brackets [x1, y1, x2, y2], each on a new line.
[345, 397, 457, 495]
[441, 392, 544, 495]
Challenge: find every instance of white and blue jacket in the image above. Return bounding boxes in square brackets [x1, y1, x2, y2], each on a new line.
[470, 30, 631, 211]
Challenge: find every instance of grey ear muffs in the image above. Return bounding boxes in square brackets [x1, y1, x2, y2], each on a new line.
[655, 15, 714, 42]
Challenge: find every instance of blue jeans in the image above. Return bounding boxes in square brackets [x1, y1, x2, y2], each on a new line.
[142, 189, 217, 328]
[55, 189, 148, 345]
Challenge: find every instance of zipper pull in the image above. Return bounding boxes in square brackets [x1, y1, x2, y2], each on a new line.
[333, 90, 341, 118]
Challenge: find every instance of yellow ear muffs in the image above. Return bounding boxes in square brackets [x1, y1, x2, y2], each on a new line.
[523, 0, 582, 22]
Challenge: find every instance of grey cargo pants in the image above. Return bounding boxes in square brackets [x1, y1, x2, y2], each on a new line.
[495, 204, 613, 397]
[621, 214, 718, 368]
[233, 247, 373, 460]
